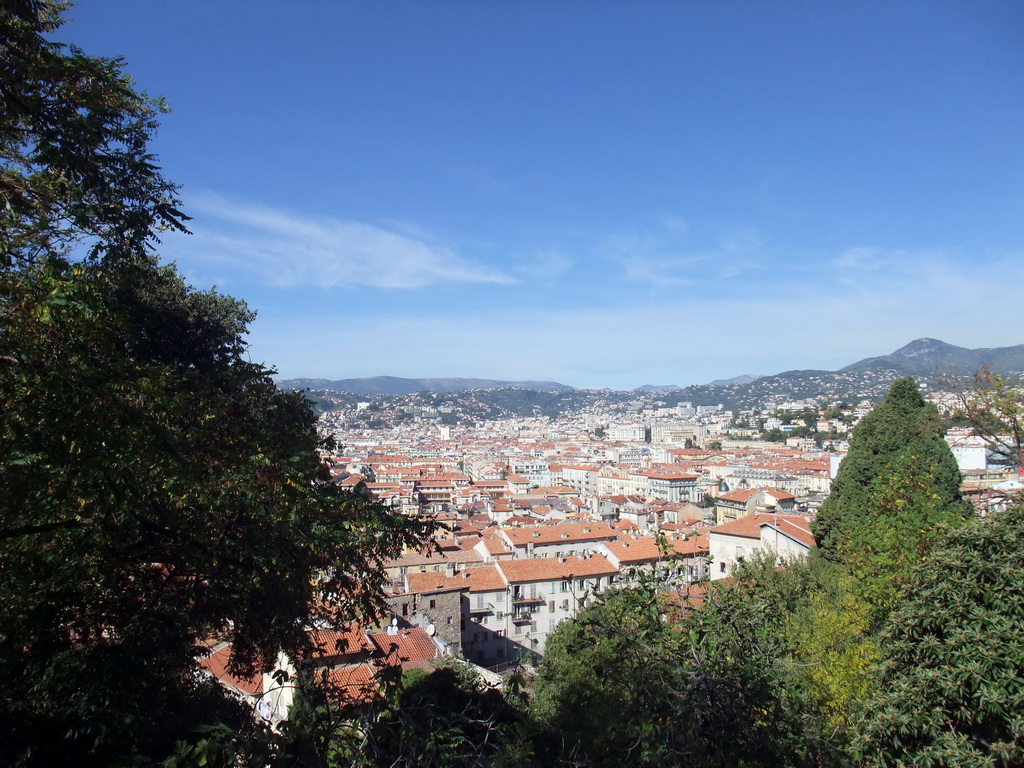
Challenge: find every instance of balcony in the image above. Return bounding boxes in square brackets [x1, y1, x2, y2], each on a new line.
[510, 611, 533, 624]
[468, 603, 493, 615]
[511, 592, 545, 605]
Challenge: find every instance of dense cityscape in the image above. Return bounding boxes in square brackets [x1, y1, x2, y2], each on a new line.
[5, 2, 1024, 766]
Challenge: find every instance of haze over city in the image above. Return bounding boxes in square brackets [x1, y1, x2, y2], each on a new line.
[64, 1, 1024, 389]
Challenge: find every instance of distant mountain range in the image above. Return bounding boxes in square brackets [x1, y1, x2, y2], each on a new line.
[840, 338, 1024, 379]
[706, 374, 763, 387]
[277, 339, 1024, 400]
[276, 375, 574, 396]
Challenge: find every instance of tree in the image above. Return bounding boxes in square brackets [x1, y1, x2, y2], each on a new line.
[0, 4, 433, 763]
[1, 0, 188, 267]
[532, 570, 833, 768]
[854, 501, 1024, 766]
[951, 364, 1024, 475]
[333, 662, 537, 768]
[813, 377, 963, 562]
[840, 443, 971, 625]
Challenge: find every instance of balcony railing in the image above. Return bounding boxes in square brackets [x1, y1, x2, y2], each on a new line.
[511, 592, 545, 604]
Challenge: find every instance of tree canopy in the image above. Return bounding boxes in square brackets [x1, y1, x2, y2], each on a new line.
[813, 377, 966, 563]
[532, 568, 838, 768]
[855, 500, 1024, 766]
[0, 3, 433, 764]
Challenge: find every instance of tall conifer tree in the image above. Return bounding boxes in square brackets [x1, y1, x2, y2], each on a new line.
[813, 377, 966, 563]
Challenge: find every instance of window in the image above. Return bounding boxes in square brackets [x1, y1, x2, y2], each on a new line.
[429, 599, 436, 609]
[560, 581, 569, 593]
[401, 603, 408, 617]
[497, 611, 504, 620]
[548, 600, 555, 613]
[719, 561, 727, 573]
[447, 616, 453, 625]
[495, 592, 505, 604]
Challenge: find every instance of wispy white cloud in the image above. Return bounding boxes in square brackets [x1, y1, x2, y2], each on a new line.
[622, 256, 698, 287]
[599, 221, 764, 288]
[163, 194, 515, 290]
[253, 246, 1024, 388]
[834, 246, 886, 271]
[514, 249, 575, 284]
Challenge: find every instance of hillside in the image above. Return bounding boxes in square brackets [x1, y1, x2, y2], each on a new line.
[286, 338, 1024, 416]
[276, 375, 574, 395]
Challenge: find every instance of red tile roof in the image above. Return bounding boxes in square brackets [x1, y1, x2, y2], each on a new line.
[503, 521, 617, 547]
[199, 643, 263, 696]
[407, 564, 506, 594]
[711, 512, 813, 544]
[369, 627, 439, 672]
[497, 553, 617, 583]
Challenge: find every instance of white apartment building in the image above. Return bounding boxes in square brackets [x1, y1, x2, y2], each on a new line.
[651, 422, 708, 445]
[708, 512, 814, 580]
[607, 423, 646, 441]
[596, 467, 702, 504]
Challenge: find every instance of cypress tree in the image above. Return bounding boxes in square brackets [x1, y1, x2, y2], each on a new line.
[813, 377, 966, 562]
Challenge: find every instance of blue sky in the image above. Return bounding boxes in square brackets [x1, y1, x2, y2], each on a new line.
[63, 1, 1024, 389]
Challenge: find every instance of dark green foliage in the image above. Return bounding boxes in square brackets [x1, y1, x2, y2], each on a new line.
[814, 377, 965, 562]
[842, 442, 971, 625]
[334, 663, 538, 768]
[0, 231, 433, 768]
[0, 4, 434, 764]
[0, 0, 189, 268]
[855, 501, 1024, 766]
[532, 571, 837, 768]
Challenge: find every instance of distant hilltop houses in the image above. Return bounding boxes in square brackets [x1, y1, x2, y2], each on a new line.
[279, 338, 1024, 414]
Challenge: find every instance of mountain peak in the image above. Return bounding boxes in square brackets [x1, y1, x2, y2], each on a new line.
[891, 338, 962, 359]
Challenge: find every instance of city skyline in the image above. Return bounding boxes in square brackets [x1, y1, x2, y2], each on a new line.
[64, 1, 1024, 389]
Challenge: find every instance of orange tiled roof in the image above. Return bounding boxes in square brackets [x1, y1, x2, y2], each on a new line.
[503, 521, 617, 547]
[369, 627, 439, 672]
[406, 563, 506, 594]
[199, 643, 263, 696]
[497, 553, 617, 583]
[603, 536, 665, 565]
[711, 512, 813, 543]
